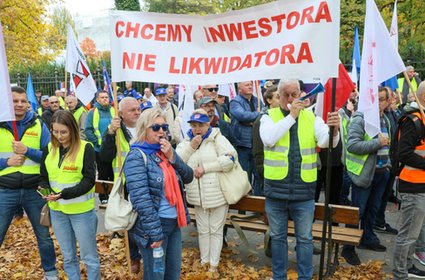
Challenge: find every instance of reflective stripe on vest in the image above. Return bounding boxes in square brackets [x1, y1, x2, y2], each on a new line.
[0, 119, 42, 176]
[45, 141, 95, 214]
[345, 115, 391, 176]
[112, 128, 130, 178]
[92, 107, 115, 146]
[399, 112, 425, 183]
[263, 108, 317, 182]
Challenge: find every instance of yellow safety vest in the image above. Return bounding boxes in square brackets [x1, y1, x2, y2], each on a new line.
[45, 141, 95, 214]
[58, 96, 65, 109]
[112, 128, 130, 179]
[0, 119, 42, 176]
[92, 107, 115, 146]
[345, 115, 390, 176]
[72, 106, 86, 124]
[398, 77, 419, 93]
[263, 108, 317, 182]
[37, 107, 42, 116]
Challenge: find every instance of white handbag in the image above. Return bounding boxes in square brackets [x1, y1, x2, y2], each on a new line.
[218, 161, 252, 204]
[104, 149, 146, 231]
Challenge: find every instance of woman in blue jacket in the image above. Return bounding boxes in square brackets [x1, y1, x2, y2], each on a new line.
[123, 107, 193, 280]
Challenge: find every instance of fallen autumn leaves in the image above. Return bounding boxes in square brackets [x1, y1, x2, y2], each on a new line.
[0, 218, 388, 279]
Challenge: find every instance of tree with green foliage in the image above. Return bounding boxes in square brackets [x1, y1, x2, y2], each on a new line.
[142, 0, 218, 15]
[115, 0, 141, 11]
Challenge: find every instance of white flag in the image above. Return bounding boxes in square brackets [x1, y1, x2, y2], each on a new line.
[218, 83, 237, 100]
[177, 84, 197, 141]
[358, 0, 405, 137]
[389, 1, 398, 50]
[0, 23, 15, 122]
[65, 25, 97, 105]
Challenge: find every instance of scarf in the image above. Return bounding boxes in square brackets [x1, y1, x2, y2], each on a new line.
[186, 126, 212, 142]
[130, 142, 161, 155]
[157, 152, 187, 228]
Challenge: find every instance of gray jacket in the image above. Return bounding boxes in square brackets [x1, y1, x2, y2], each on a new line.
[346, 112, 381, 188]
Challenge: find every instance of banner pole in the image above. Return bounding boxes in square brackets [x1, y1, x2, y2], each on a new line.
[64, 70, 68, 110]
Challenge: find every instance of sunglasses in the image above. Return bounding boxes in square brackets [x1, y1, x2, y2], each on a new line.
[205, 88, 218, 92]
[50, 101, 59, 104]
[150, 123, 169, 132]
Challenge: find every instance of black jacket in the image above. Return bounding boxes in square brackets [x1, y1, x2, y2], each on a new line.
[99, 122, 132, 163]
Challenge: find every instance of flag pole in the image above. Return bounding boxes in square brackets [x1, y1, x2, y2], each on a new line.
[112, 82, 132, 274]
[319, 77, 337, 279]
[403, 71, 425, 119]
[64, 70, 68, 110]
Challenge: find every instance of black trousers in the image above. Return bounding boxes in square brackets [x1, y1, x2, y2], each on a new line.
[95, 152, 114, 201]
[315, 165, 343, 205]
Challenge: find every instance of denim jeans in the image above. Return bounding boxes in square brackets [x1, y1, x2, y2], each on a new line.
[237, 147, 262, 196]
[139, 218, 182, 280]
[50, 209, 100, 280]
[265, 197, 314, 280]
[0, 187, 57, 277]
[339, 168, 353, 205]
[375, 172, 396, 227]
[352, 170, 389, 246]
[393, 193, 425, 280]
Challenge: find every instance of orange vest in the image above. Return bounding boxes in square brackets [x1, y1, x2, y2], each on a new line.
[399, 112, 425, 184]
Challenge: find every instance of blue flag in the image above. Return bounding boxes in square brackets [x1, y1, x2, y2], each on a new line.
[102, 60, 114, 103]
[26, 73, 37, 112]
[353, 26, 361, 76]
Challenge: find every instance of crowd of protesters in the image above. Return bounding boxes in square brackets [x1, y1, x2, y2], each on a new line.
[0, 67, 424, 279]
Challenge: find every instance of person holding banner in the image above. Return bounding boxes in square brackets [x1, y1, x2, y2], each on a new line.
[99, 97, 142, 273]
[230, 81, 264, 196]
[0, 86, 58, 280]
[123, 107, 193, 280]
[40, 110, 100, 280]
[259, 79, 340, 280]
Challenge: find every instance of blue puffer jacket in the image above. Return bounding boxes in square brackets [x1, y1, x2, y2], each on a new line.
[230, 94, 263, 148]
[123, 148, 193, 248]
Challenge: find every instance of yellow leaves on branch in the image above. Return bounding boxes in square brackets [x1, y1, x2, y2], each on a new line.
[0, 0, 62, 68]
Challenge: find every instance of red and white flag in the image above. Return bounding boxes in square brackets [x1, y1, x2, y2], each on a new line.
[65, 24, 97, 105]
[0, 23, 15, 122]
[315, 63, 356, 122]
[218, 83, 237, 100]
[358, 0, 405, 137]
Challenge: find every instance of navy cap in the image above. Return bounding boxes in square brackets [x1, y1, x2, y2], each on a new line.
[187, 112, 210, 123]
[140, 101, 153, 112]
[155, 88, 167, 96]
[135, 93, 143, 100]
[117, 94, 124, 102]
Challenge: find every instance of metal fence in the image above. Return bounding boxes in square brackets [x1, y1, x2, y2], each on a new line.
[9, 62, 425, 96]
[10, 68, 154, 97]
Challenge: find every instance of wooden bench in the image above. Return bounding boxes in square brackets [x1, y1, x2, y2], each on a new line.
[188, 195, 363, 276]
[95, 180, 363, 275]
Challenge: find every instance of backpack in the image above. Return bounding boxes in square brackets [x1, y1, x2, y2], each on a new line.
[390, 110, 425, 176]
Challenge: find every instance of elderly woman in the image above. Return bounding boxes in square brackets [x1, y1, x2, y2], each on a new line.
[176, 109, 237, 273]
[123, 107, 193, 280]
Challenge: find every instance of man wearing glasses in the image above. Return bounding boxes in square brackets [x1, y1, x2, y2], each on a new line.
[202, 85, 219, 100]
[42, 96, 63, 128]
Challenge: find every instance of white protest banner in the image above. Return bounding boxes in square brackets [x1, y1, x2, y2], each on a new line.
[110, 0, 340, 84]
[0, 23, 15, 122]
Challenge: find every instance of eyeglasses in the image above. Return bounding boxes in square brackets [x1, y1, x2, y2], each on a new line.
[150, 123, 169, 132]
[205, 88, 218, 92]
[50, 101, 59, 104]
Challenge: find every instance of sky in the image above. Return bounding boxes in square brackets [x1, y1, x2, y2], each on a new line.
[64, 0, 115, 16]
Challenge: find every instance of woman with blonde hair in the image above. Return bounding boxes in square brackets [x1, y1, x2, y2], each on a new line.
[123, 107, 193, 280]
[39, 110, 100, 279]
[176, 108, 237, 273]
